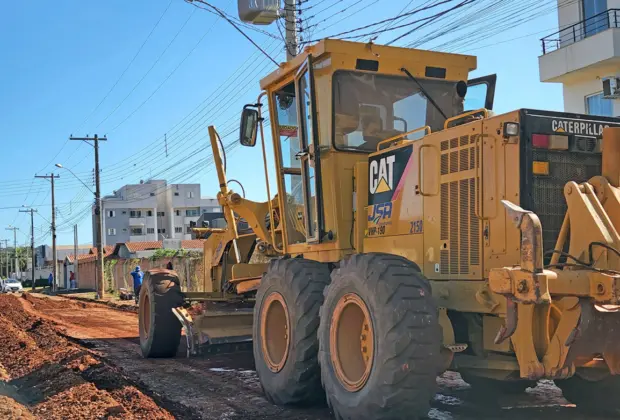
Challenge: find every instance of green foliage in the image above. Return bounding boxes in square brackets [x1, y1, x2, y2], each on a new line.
[104, 259, 118, 293]
[150, 249, 201, 261]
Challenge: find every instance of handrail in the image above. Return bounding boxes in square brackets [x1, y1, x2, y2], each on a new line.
[541, 9, 619, 55]
[376, 125, 431, 151]
[444, 108, 488, 130]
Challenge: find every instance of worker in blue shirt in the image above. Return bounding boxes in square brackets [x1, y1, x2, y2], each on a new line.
[131, 266, 144, 304]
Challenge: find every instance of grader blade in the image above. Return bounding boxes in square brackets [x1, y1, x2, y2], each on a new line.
[174, 303, 254, 357]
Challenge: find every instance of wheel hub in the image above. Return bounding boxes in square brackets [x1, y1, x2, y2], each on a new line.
[330, 293, 374, 392]
[260, 292, 290, 372]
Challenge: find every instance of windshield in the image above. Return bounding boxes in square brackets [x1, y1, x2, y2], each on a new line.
[6, 279, 19, 284]
[333, 71, 458, 152]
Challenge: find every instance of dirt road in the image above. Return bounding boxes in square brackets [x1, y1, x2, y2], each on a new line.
[0, 293, 610, 419]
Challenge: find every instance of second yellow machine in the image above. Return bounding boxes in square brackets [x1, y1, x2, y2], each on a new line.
[139, 39, 620, 419]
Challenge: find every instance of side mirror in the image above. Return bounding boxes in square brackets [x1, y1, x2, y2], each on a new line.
[240, 105, 259, 147]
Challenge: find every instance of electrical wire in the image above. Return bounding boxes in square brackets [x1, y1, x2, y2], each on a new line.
[187, 0, 279, 66]
[94, 7, 198, 130]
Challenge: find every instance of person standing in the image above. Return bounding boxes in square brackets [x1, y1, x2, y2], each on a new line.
[69, 271, 76, 289]
[48, 272, 53, 290]
[131, 266, 144, 304]
[166, 261, 173, 270]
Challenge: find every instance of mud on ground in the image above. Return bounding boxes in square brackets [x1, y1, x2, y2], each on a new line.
[0, 293, 173, 419]
[0, 292, 614, 419]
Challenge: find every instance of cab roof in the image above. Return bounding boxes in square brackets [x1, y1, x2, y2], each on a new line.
[259, 38, 477, 90]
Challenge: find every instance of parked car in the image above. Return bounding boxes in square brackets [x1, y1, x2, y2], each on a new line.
[2, 278, 24, 293]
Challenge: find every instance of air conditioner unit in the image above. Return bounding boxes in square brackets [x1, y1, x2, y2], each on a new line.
[238, 0, 279, 25]
[603, 77, 620, 99]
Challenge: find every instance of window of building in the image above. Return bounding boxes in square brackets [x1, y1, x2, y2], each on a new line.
[130, 210, 142, 218]
[131, 227, 143, 235]
[147, 228, 155, 234]
[187, 191, 195, 198]
[174, 192, 180, 196]
[107, 228, 116, 236]
[122, 211, 127, 214]
[583, 0, 609, 37]
[186, 209, 199, 217]
[122, 228, 128, 232]
[157, 211, 165, 217]
[107, 210, 115, 218]
[586, 92, 613, 117]
[175, 227, 182, 233]
[157, 228, 166, 234]
[175, 210, 181, 216]
[150, 192, 155, 196]
[147, 210, 153, 217]
[186, 225, 193, 234]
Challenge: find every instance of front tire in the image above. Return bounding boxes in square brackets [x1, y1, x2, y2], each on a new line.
[139, 270, 183, 358]
[253, 258, 330, 406]
[557, 373, 620, 415]
[319, 253, 441, 420]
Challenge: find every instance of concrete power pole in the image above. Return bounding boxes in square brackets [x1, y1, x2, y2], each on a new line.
[74, 224, 78, 289]
[5, 227, 18, 278]
[284, 0, 298, 61]
[0, 240, 7, 278]
[19, 208, 37, 290]
[35, 173, 60, 291]
[70, 135, 106, 299]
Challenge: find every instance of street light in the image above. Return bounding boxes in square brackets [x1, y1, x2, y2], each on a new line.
[55, 164, 95, 194]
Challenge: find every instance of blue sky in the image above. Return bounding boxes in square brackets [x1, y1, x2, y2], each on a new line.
[0, 0, 563, 247]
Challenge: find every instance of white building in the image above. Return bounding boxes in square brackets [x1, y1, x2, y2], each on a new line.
[96, 180, 222, 246]
[539, 0, 619, 116]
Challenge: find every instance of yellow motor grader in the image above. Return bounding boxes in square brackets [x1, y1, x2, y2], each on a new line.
[138, 39, 620, 418]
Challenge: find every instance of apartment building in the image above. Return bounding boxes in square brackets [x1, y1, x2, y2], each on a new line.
[539, 0, 619, 116]
[95, 180, 223, 246]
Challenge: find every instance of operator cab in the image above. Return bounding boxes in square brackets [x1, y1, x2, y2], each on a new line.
[238, 39, 494, 260]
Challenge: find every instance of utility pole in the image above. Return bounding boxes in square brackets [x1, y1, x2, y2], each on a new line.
[35, 173, 60, 291]
[20, 208, 37, 290]
[284, 0, 298, 61]
[74, 224, 78, 289]
[0, 240, 9, 277]
[0, 241, 4, 278]
[70, 134, 106, 298]
[6, 227, 18, 278]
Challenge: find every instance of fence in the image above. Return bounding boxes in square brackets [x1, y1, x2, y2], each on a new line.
[541, 9, 619, 55]
[76, 255, 204, 293]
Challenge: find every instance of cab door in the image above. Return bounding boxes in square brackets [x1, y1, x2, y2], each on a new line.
[294, 56, 323, 243]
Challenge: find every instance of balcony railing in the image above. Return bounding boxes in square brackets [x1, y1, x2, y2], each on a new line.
[541, 9, 620, 55]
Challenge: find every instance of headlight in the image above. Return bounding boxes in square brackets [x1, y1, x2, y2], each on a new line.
[503, 122, 520, 137]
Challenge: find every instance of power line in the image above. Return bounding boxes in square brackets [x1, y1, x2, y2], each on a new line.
[108, 15, 220, 132]
[187, 0, 279, 66]
[94, 7, 198, 130]
[76, 0, 175, 132]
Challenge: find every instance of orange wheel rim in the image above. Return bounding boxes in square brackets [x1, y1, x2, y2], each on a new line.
[260, 292, 290, 372]
[330, 293, 374, 392]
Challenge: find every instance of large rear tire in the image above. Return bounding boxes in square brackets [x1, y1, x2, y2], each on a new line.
[557, 373, 620, 415]
[253, 258, 330, 406]
[318, 253, 441, 420]
[139, 270, 184, 358]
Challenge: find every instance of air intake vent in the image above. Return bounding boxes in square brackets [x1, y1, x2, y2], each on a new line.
[440, 135, 480, 276]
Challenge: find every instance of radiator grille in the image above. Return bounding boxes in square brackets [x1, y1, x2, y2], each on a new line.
[531, 150, 601, 255]
[440, 135, 480, 275]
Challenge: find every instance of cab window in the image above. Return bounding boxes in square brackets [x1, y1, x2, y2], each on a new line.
[333, 71, 456, 152]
